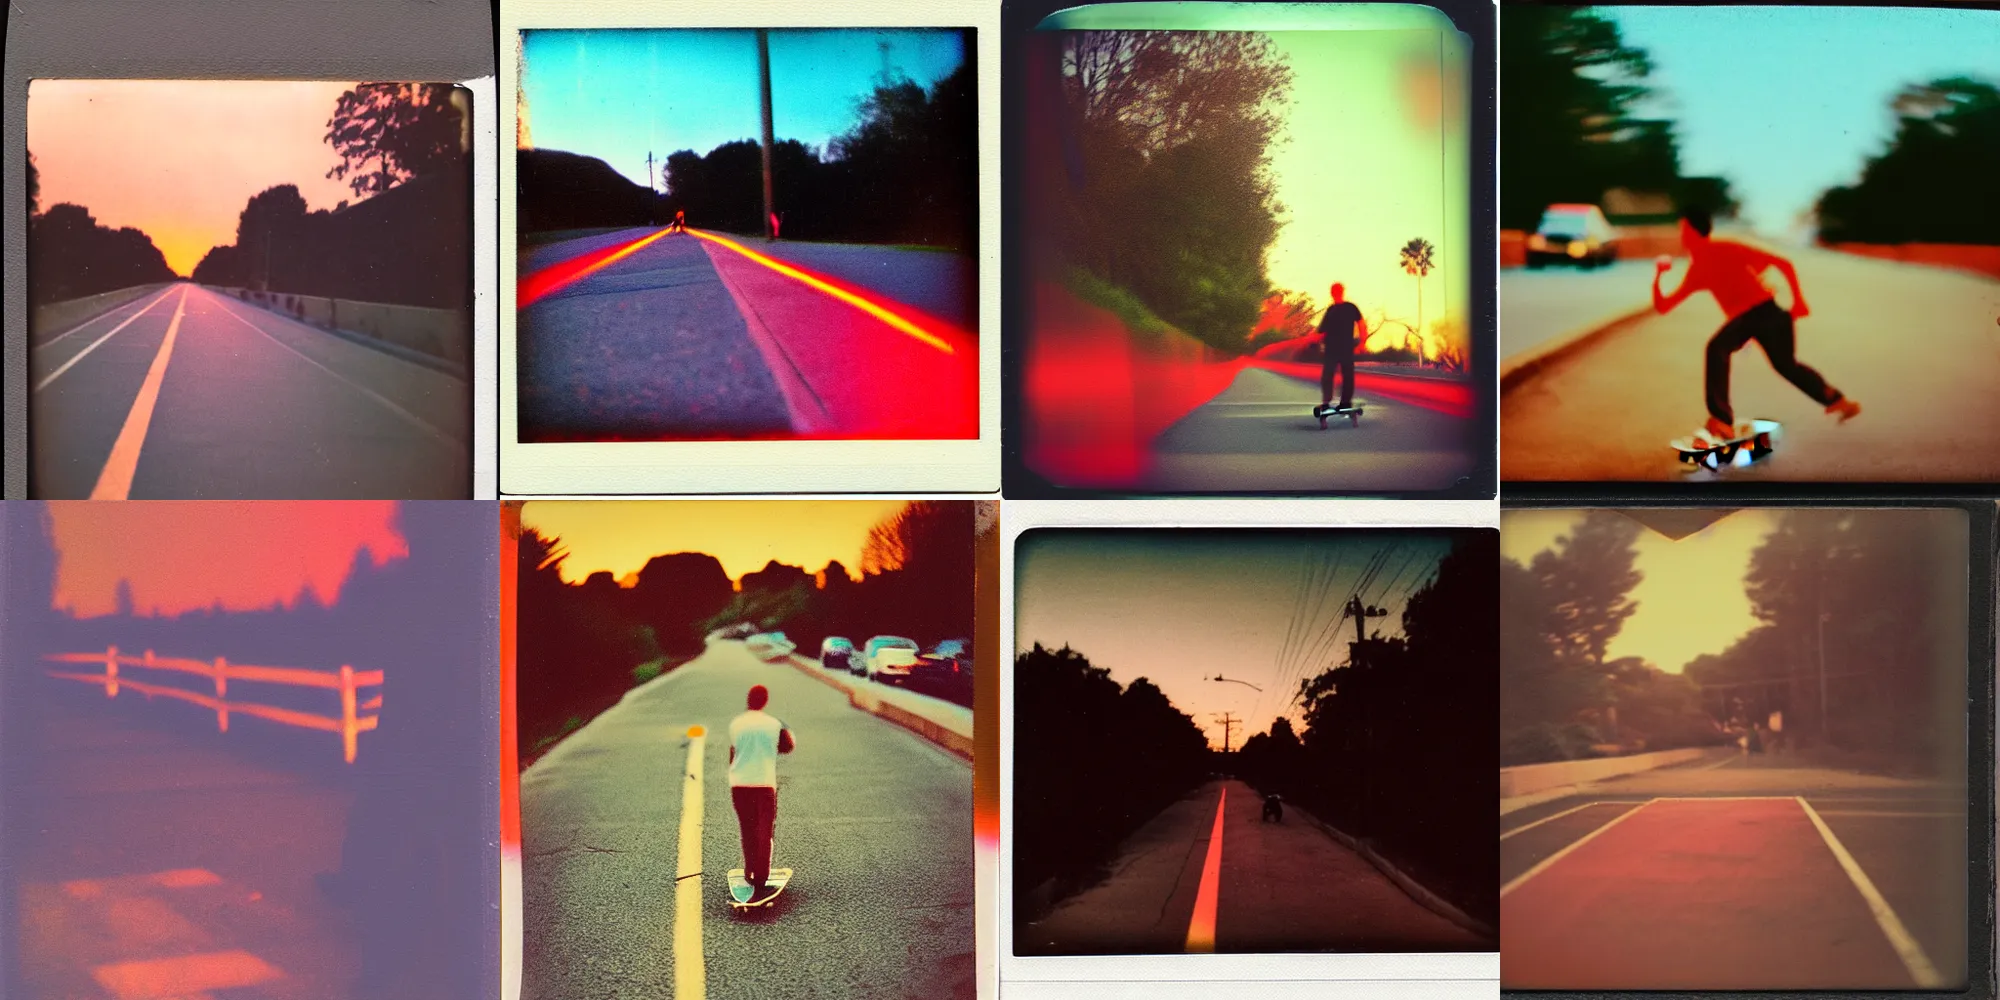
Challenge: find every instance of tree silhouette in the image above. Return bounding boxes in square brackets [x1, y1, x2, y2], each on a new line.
[27, 151, 38, 216]
[1399, 237, 1436, 352]
[28, 203, 177, 304]
[325, 83, 467, 198]
[1815, 77, 2000, 244]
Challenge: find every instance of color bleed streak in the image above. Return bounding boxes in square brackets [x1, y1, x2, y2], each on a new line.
[1249, 359, 1477, 417]
[1185, 786, 1227, 953]
[499, 505, 523, 1000]
[688, 229, 959, 355]
[518, 229, 672, 307]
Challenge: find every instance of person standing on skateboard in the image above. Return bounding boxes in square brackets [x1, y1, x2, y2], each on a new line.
[1318, 283, 1368, 410]
[729, 684, 796, 903]
[1652, 206, 1861, 444]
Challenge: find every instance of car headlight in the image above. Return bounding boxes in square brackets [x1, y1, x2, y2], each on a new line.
[1527, 235, 1548, 250]
[1567, 242, 1587, 258]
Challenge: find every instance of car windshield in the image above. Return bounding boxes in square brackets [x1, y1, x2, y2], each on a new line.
[930, 640, 968, 656]
[1538, 209, 1592, 235]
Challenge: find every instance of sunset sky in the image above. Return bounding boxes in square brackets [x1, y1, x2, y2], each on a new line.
[47, 502, 408, 619]
[28, 80, 362, 276]
[1501, 509, 1780, 674]
[1015, 529, 1452, 749]
[519, 500, 909, 585]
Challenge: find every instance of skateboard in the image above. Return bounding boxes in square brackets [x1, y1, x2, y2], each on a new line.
[727, 867, 793, 911]
[1670, 419, 1781, 472]
[1313, 404, 1363, 429]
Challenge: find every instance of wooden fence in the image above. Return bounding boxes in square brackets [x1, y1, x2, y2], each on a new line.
[45, 646, 383, 763]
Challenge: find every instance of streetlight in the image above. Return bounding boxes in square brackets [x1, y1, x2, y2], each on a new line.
[1205, 675, 1262, 692]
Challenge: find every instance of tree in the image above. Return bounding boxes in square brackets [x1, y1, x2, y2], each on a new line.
[325, 82, 467, 198]
[27, 203, 178, 304]
[27, 151, 38, 216]
[1815, 77, 2000, 244]
[113, 579, 136, 619]
[1529, 511, 1643, 669]
[1398, 237, 1436, 351]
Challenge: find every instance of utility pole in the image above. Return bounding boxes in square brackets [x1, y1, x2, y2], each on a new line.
[756, 28, 776, 240]
[646, 150, 656, 193]
[1212, 712, 1241, 754]
[1341, 595, 1389, 666]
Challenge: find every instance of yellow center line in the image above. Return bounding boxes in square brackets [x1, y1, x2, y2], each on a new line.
[675, 725, 707, 1000]
[89, 286, 189, 500]
[689, 230, 957, 355]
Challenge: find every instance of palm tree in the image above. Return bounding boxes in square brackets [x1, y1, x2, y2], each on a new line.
[1399, 237, 1436, 357]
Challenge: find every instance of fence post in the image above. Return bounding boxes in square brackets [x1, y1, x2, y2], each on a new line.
[106, 645, 120, 698]
[340, 665, 358, 764]
[215, 658, 229, 732]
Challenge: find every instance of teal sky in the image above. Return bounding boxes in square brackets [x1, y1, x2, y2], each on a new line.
[1597, 5, 2000, 240]
[521, 28, 967, 189]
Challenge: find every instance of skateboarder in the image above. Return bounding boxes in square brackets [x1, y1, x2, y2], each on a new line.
[728, 684, 795, 903]
[1652, 206, 1861, 444]
[671, 209, 686, 233]
[1317, 283, 1367, 411]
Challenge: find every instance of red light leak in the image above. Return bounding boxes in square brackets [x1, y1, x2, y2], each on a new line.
[517, 229, 670, 307]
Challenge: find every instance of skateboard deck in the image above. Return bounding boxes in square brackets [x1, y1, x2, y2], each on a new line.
[1670, 419, 1781, 471]
[1313, 404, 1364, 429]
[727, 868, 793, 910]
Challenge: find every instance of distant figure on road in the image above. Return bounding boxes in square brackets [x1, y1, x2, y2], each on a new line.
[1652, 206, 1862, 444]
[1317, 283, 1367, 411]
[1261, 792, 1284, 823]
[670, 209, 686, 234]
[729, 684, 796, 903]
[1766, 709, 1785, 754]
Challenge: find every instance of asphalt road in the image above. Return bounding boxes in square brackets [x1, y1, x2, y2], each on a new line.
[1500, 258, 1656, 364]
[1500, 747, 1967, 990]
[1020, 779, 1486, 955]
[521, 639, 974, 1000]
[30, 283, 470, 499]
[1503, 245, 2000, 481]
[517, 229, 978, 442]
[1144, 367, 1478, 492]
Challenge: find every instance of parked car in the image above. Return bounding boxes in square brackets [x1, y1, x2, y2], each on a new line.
[820, 636, 857, 672]
[745, 631, 795, 661]
[916, 638, 972, 680]
[1525, 203, 1619, 268]
[861, 635, 921, 682]
[709, 621, 759, 641]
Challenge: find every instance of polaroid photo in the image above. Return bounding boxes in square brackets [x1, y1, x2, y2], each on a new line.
[1499, 2, 2000, 485]
[499, 499, 990, 1000]
[1002, 0, 1499, 499]
[499, 0, 1002, 495]
[0, 501, 501, 1000]
[1000, 498, 1501, 1000]
[1499, 501, 1993, 993]
[19, 79, 490, 499]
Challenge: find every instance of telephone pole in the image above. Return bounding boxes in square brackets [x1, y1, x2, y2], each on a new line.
[756, 28, 776, 240]
[645, 150, 656, 193]
[1342, 595, 1389, 665]
[1212, 712, 1241, 754]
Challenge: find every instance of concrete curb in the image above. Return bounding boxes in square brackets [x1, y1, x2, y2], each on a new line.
[1500, 301, 1655, 396]
[1500, 784, 1589, 817]
[1294, 804, 1496, 942]
[223, 292, 470, 380]
[782, 655, 973, 762]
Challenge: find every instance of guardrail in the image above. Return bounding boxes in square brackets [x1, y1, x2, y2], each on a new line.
[31, 282, 175, 338]
[1499, 746, 1707, 800]
[205, 285, 469, 370]
[45, 646, 383, 763]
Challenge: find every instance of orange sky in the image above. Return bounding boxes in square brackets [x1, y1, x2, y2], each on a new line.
[28, 80, 362, 276]
[48, 502, 408, 619]
[519, 500, 910, 585]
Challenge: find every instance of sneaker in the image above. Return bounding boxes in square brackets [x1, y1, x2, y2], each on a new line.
[1826, 398, 1861, 422]
[1703, 417, 1734, 442]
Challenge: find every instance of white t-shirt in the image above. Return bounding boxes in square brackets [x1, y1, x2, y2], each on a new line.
[728, 710, 791, 788]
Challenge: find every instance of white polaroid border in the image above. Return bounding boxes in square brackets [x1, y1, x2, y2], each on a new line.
[998, 498, 1500, 1000]
[469, 75, 499, 499]
[497, 0, 1002, 495]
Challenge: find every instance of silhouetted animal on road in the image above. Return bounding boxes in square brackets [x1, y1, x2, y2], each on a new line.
[1261, 793, 1284, 823]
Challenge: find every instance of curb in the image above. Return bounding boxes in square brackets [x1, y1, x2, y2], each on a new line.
[1499, 301, 1655, 396]
[1296, 805, 1497, 942]
[782, 655, 973, 762]
[1500, 784, 1588, 817]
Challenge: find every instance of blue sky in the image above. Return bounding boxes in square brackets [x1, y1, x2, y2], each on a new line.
[521, 28, 968, 190]
[1598, 5, 2000, 239]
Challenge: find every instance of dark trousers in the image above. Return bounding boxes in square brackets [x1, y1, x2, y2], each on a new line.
[1705, 300, 1840, 424]
[731, 785, 777, 886]
[1320, 345, 1356, 408]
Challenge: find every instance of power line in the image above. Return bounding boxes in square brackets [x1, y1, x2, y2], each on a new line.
[1212, 712, 1242, 753]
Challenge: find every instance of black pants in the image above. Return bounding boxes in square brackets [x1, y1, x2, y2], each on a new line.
[732, 785, 777, 887]
[1320, 345, 1356, 408]
[1705, 300, 1840, 424]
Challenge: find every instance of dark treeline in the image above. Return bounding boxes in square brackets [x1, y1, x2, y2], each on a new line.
[1029, 31, 1293, 354]
[1501, 511, 1723, 767]
[1500, 7, 1736, 229]
[1010, 642, 1212, 931]
[27, 202, 178, 304]
[1816, 77, 2000, 245]
[519, 54, 976, 251]
[191, 83, 471, 310]
[517, 501, 974, 767]
[1233, 532, 1500, 931]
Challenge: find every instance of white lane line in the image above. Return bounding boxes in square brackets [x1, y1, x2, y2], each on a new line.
[1797, 796, 1944, 987]
[33, 285, 180, 391]
[1501, 798, 1655, 898]
[1813, 810, 1965, 818]
[675, 726, 707, 1000]
[89, 286, 189, 500]
[33, 285, 178, 352]
[200, 289, 460, 449]
[1692, 751, 1741, 771]
[1500, 800, 1620, 842]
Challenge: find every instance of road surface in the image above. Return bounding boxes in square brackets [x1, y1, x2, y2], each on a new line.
[1018, 779, 1487, 955]
[29, 283, 470, 499]
[1503, 244, 2000, 480]
[1500, 747, 1966, 990]
[516, 229, 978, 442]
[1501, 259, 1656, 364]
[1144, 368, 1479, 492]
[521, 639, 974, 1000]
